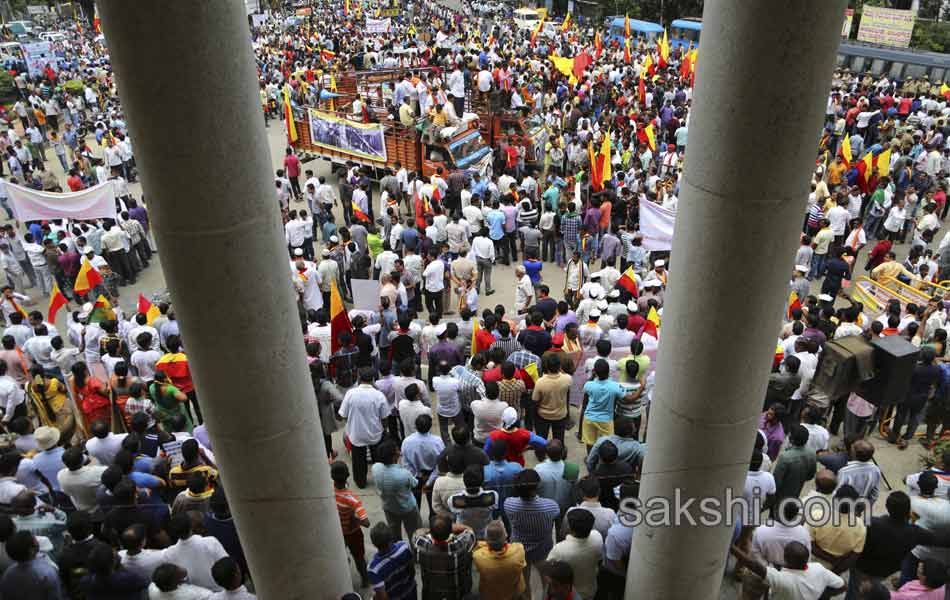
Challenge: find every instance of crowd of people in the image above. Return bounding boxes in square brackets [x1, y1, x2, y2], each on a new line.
[4, 0, 950, 599]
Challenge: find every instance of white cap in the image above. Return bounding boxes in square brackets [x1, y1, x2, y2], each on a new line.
[643, 280, 657, 288]
[818, 294, 834, 302]
[502, 406, 519, 428]
[322, 249, 330, 257]
[590, 272, 601, 279]
[608, 289, 620, 299]
[79, 302, 93, 318]
[597, 299, 608, 310]
[627, 300, 639, 313]
[435, 323, 447, 336]
[654, 259, 665, 267]
[294, 248, 304, 256]
[589, 309, 602, 318]
[795, 264, 808, 273]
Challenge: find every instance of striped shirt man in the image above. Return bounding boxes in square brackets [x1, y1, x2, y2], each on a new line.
[335, 487, 368, 535]
[504, 494, 561, 562]
[368, 540, 417, 600]
[451, 365, 486, 412]
[490, 336, 522, 360]
[837, 460, 882, 504]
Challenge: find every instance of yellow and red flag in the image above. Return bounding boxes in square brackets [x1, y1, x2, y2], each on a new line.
[618, 266, 638, 297]
[47, 282, 67, 325]
[679, 42, 692, 79]
[787, 291, 802, 320]
[624, 14, 631, 38]
[840, 133, 852, 167]
[876, 147, 891, 177]
[862, 152, 874, 183]
[329, 279, 352, 355]
[531, 15, 545, 47]
[941, 83, 950, 99]
[137, 294, 161, 326]
[642, 52, 655, 77]
[352, 201, 371, 223]
[283, 85, 298, 144]
[89, 295, 116, 324]
[658, 29, 670, 68]
[594, 31, 603, 59]
[642, 123, 656, 152]
[73, 257, 104, 296]
[561, 13, 571, 32]
[638, 74, 646, 106]
[624, 38, 631, 64]
[344, 0, 350, 16]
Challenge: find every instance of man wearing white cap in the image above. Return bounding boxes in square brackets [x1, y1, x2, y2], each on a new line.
[579, 310, 605, 350]
[596, 265, 622, 293]
[790, 265, 810, 303]
[644, 259, 667, 287]
[293, 257, 323, 312]
[579, 273, 605, 304]
[514, 266, 534, 314]
[317, 249, 339, 308]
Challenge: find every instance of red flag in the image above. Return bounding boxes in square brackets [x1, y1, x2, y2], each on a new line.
[329, 280, 352, 355]
[594, 31, 603, 59]
[73, 257, 104, 296]
[638, 75, 646, 106]
[624, 38, 631, 64]
[572, 52, 593, 83]
[137, 294, 160, 325]
[352, 201, 371, 223]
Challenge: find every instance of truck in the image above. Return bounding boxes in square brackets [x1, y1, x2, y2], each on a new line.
[469, 91, 548, 171]
[290, 105, 492, 181]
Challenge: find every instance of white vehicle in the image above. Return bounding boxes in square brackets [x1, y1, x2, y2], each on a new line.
[513, 8, 541, 31]
[38, 32, 65, 43]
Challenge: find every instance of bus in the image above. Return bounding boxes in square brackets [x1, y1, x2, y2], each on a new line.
[670, 18, 702, 49]
[607, 16, 663, 45]
[836, 40, 950, 83]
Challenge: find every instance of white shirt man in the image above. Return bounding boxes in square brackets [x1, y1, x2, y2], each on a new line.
[751, 520, 811, 566]
[285, 217, 309, 249]
[764, 563, 844, 600]
[85, 431, 128, 466]
[422, 259, 445, 293]
[375, 249, 399, 280]
[294, 264, 323, 312]
[162, 533, 229, 591]
[57, 463, 108, 511]
[514, 271, 534, 312]
[827, 204, 849, 236]
[338, 383, 390, 449]
[547, 529, 604, 600]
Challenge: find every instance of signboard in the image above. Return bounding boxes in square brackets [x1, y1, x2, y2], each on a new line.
[857, 6, 915, 48]
[27, 5, 49, 14]
[244, 0, 260, 15]
[842, 8, 853, 38]
[307, 109, 388, 162]
[365, 17, 392, 33]
[21, 41, 57, 77]
[351, 279, 381, 311]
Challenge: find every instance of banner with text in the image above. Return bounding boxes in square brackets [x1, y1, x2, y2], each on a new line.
[639, 198, 676, 251]
[7, 181, 118, 222]
[842, 9, 853, 38]
[307, 109, 388, 162]
[365, 17, 392, 33]
[857, 6, 915, 48]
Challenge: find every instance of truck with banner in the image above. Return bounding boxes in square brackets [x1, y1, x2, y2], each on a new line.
[292, 107, 492, 182]
[471, 98, 548, 172]
[21, 40, 57, 77]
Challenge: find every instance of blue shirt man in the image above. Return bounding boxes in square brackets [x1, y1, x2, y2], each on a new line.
[486, 208, 506, 241]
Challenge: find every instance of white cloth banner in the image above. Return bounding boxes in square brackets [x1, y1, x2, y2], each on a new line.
[365, 17, 392, 33]
[7, 181, 118, 222]
[639, 198, 676, 251]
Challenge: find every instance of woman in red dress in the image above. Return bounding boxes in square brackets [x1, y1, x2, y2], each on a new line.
[71, 362, 112, 432]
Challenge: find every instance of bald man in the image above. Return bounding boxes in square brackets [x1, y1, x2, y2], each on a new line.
[836, 440, 882, 504]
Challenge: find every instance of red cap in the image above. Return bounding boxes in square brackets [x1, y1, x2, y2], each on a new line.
[551, 332, 565, 346]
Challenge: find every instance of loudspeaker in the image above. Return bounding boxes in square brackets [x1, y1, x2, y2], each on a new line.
[812, 336, 874, 399]
[859, 335, 920, 406]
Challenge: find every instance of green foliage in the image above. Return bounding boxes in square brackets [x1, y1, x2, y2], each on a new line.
[63, 79, 84, 94]
[912, 19, 950, 53]
[0, 70, 16, 105]
[608, 0, 703, 23]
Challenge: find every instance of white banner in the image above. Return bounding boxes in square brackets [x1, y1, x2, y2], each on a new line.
[365, 17, 392, 33]
[7, 181, 118, 222]
[639, 198, 676, 251]
[21, 41, 57, 78]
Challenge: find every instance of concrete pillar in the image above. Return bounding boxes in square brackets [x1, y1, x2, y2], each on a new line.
[96, 3, 352, 599]
[625, 1, 846, 598]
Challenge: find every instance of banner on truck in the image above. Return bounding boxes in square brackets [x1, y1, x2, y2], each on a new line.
[308, 109, 388, 162]
[22, 41, 57, 77]
[857, 6, 915, 48]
